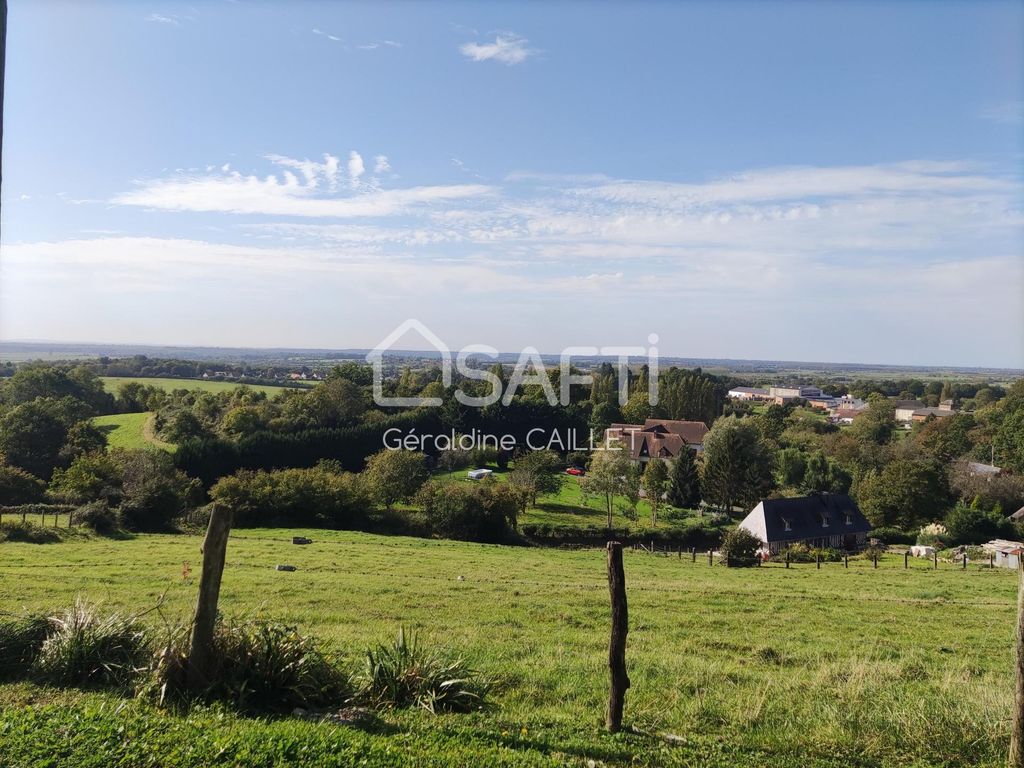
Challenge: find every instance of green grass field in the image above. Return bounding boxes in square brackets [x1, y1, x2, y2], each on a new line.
[92, 412, 176, 452]
[0, 528, 1015, 766]
[100, 376, 302, 396]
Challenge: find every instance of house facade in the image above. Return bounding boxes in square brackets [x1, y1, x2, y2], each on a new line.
[605, 419, 709, 464]
[738, 494, 872, 554]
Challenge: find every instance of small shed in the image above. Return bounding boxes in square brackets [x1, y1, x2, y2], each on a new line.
[467, 468, 493, 481]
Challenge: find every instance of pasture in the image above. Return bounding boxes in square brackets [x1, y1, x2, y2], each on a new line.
[99, 376, 302, 396]
[92, 411, 176, 452]
[0, 529, 1015, 766]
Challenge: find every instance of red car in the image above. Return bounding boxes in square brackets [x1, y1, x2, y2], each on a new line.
[566, 467, 585, 476]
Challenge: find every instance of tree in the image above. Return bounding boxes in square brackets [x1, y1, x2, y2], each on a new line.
[852, 395, 896, 445]
[0, 398, 89, 478]
[507, 449, 562, 510]
[0, 463, 46, 504]
[48, 452, 122, 505]
[589, 401, 623, 438]
[666, 448, 700, 509]
[854, 458, 949, 529]
[416, 479, 519, 542]
[699, 416, 774, 513]
[641, 458, 669, 526]
[581, 443, 634, 530]
[363, 449, 428, 512]
[802, 452, 851, 494]
[777, 448, 807, 487]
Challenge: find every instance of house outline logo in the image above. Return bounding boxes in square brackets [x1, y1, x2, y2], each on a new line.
[366, 319, 452, 407]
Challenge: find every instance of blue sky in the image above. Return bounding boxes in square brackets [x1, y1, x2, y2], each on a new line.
[2, 0, 1022, 367]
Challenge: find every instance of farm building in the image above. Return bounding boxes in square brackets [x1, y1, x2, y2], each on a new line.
[738, 494, 872, 555]
[982, 539, 1024, 569]
[894, 400, 926, 423]
[727, 386, 770, 401]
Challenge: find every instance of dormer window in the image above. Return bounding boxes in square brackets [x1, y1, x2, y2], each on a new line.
[820, 514, 829, 528]
[845, 513, 852, 526]
[782, 517, 792, 532]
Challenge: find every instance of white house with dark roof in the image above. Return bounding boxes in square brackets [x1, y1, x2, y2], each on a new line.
[738, 494, 872, 554]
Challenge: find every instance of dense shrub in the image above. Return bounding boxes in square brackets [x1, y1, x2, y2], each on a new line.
[0, 613, 49, 680]
[0, 463, 46, 504]
[33, 600, 149, 689]
[0, 521, 63, 544]
[719, 527, 762, 567]
[871, 526, 916, 546]
[359, 628, 488, 713]
[72, 501, 122, 535]
[416, 480, 519, 543]
[209, 463, 371, 528]
[944, 505, 1015, 546]
[768, 543, 842, 563]
[147, 619, 350, 713]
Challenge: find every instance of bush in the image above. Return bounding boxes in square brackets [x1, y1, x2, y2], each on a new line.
[146, 619, 350, 713]
[944, 505, 1014, 546]
[871, 526, 916, 546]
[0, 614, 49, 680]
[719, 527, 762, 567]
[0, 521, 63, 544]
[359, 627, 488, 713]
[416, 480, 518, 543]
[33, 600, 149, 689]
[768, 543, 842, 563]
[72, 501, 122, 535]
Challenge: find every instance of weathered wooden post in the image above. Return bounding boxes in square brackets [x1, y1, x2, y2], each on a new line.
[786, 549, 790, 569]
[963, 552, 968, 570]
[1010, 567, 1024, 768]
[708, 549, 713, 566]
[606, 541, 629, 733]
[186, 503, 232, 692]
[816, 552, 821, 570]
[691, 547, 696, 563]
[844, 553, 849, 569]
[934, 551, 938, 570]
[904, 551, 909, 569]
[873, 551, 878, 569]
[991, 553, 995, 569]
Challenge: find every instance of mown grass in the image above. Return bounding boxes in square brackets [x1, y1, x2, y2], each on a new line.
[92, 412, 176, 452]
[0, 529, 1016, 766]
[434, 467, 702, 529]
[99, 376, 303, 396]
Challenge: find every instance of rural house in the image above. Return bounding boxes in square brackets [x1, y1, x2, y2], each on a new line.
[737, 493, 872, 554]
[894, 400, 926, 423]
[605, 419, 709, 464]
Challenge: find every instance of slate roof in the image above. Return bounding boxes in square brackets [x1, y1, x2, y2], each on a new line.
[604, 419, 709, 461]
[739, 494, 871, 544]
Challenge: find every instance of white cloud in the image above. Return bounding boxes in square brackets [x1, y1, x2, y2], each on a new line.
[147, 13, 180, 25]
[459, 33, 537, 65]
[348, 151, 366, 187]
[373, 155, 391, 174]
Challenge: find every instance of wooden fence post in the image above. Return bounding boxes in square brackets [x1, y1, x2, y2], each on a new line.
[691, 548, 696, 563]
[816, 552, 821, 570]
[963, 552, 968, 570]
[904, 551, 909, 569]
[186, 503, 233, 692]
[606, 541, 629, 733]
[1010, 568, 1024, 767]
[934, 551, 938, 570]
[786, 549, 790, 569]
[844, 553, 848, 569]
[708, 549, 713, 566]
[873, 552, 878, 569]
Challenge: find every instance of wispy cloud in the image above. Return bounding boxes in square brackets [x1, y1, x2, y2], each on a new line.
[147, 13, 181, 26]
[459, 33, 537, 65]
[311, 27, 341, 42]
[111, 152, 492, 218]
[373, 155, 391, 174]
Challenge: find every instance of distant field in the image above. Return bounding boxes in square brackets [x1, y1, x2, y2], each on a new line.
[92, 412, 176, 452]
[100, 376, 301, 396]
[0, 528, 1015, 766]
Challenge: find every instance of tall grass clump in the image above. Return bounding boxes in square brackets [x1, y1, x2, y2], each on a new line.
[146, 619, 350, 713]
[359, 627, 488, 713]
[33, 600, 149, 689]
[0, 613, 50, 680]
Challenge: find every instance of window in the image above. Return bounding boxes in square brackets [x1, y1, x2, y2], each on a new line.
[820, 514, 829, 528]
[782, 517, 792, 532]
[845, 513, 853, 526]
